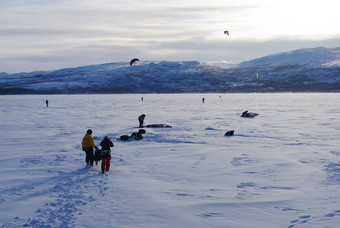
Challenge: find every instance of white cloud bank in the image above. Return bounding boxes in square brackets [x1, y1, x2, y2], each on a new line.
[0, 0, 339, 72]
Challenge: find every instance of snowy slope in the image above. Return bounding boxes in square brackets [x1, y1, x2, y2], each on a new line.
[0, 47, 340, 94]
[1, 93, 340, 228]
[239, 47, 340, 67]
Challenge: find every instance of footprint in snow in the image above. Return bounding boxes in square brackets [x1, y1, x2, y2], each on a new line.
[199, 212, 221, 218]
[176, 193, 194, 197]
[288, 211, 340, 228]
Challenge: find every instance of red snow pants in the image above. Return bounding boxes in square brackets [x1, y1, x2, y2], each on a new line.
[101, 156, 111, 172]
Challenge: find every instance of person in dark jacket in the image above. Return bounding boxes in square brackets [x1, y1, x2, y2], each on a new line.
[241, 110, 249, 117]
[100, 136, 114, 173]
[138, 114, 146, 128]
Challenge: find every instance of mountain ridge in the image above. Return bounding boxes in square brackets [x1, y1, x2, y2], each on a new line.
[1, 47, 339, 94]
[239, 46, 340, 67]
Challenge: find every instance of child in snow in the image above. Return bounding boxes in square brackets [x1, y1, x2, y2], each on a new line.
[100, 136, 114, 173]
[82, 129, 99, 166]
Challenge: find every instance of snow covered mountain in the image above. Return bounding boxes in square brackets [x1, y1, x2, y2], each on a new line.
[239, 46, 340, 67]
[1, 47, 340, 94]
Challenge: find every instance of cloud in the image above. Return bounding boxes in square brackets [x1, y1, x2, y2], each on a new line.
[0, 0, 340, 73]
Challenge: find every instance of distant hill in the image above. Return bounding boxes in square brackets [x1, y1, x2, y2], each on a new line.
[1, 47, 339, 94]
[239, 47, 340, 67]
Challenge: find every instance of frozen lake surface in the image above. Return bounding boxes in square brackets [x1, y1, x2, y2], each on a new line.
[1, 93, 339, 228]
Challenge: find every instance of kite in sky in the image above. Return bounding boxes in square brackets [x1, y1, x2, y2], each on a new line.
[129, 58, 140, 66]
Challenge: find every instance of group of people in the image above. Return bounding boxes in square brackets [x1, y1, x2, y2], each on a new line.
[82, 129, 114, 173]
[82, 111, 258, 173]
[81, 114, 147, 173]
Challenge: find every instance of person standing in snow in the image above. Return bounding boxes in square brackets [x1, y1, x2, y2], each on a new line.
[82, 129, 98, 166]
[138, 114, 146, 128]
[100, 136, 114, 173]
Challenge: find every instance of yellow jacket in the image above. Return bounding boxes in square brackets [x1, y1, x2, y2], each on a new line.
[82, 133, 96, 148]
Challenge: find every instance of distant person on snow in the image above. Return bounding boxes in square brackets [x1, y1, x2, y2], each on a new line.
[46, 100, 48, 107]
[138, 114, 146, 128]
[131, 129, 146, 140]
[100, 136, 114, 173]
[241, 111, 249, 117]
[82, 129, 98, 166]
[241, 110, 259, 117]
[119, 129, 146, 141]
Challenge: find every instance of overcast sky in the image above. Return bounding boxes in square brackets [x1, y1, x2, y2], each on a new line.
[1, 0, 339, 73]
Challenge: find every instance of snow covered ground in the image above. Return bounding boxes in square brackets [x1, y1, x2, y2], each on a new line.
[1, 93, 339, 228]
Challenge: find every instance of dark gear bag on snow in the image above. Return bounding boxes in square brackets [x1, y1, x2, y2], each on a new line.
[225, 130, 234, 136]
[120, 135, 130, 141]
[138, 129, 146, 134]
[94, 149, 102, 162]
